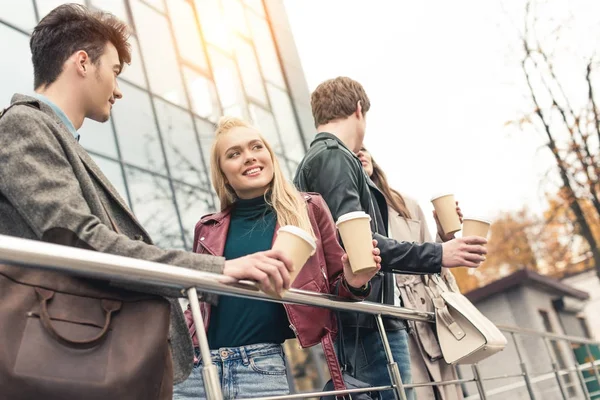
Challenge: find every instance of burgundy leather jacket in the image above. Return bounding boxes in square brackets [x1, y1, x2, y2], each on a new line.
[185, 193, 368, 390]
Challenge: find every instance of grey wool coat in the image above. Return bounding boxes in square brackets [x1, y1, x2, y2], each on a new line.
[0, 94, 224, 384]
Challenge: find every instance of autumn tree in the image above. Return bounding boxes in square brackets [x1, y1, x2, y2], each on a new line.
[507, 0, 600, 279]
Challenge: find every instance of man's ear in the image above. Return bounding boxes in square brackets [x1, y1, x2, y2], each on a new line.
[74, 50, 90, 76]
[356, 100, 363, 118]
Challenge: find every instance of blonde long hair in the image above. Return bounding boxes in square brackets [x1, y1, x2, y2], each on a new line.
[210, 116, 315, 237]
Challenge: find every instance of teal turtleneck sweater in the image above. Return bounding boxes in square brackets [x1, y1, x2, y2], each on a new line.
[207, 195, 294, 349]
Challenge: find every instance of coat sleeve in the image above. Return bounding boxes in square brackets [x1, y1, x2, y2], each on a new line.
[0, 108, 225, 285]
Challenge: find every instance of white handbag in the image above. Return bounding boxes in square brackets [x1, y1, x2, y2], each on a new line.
[426, 274, 507, 364]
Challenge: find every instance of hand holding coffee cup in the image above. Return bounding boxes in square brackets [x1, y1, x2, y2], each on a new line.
[336, 211, 378, 275]
[433, 200, 463, 241]
[441, 235, 488, 268]
[431, 194, 462, 236]
[342, 239, 381, 289]
[457, 216, 491, 268]
[270, 225, 316, 297]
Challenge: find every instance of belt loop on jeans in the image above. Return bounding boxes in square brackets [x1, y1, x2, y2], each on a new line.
[240, 346, 250, 365]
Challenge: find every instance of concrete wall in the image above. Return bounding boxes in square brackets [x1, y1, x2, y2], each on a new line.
[460, 286, 585, 399]
[562, 270, 600, 340]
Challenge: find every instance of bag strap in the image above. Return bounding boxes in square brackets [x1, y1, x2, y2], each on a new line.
[101, 201, 121, 234]
[321, 331, 347, 393]
[0, 101, 40, 120]
[425, 274, 466, 340]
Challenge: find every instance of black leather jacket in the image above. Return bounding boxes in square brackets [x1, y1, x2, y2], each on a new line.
[294, 132, 442, 331]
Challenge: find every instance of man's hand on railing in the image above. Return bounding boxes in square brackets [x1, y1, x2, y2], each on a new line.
[441, 236, 488, 268]
[222, 250, 294, 296]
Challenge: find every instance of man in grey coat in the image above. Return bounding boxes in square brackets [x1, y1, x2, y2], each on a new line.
[0, 4, 292, 385]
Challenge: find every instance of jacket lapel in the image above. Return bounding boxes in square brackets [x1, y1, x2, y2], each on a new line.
[75, 145, 152, 239]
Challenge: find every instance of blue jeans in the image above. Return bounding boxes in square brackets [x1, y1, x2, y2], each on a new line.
[341, 329, 414, 400]
[173, 343, 290, 399]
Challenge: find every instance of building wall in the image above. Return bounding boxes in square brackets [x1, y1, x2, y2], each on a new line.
[461, 286, 585, 400]
[562, 270, 600, 340]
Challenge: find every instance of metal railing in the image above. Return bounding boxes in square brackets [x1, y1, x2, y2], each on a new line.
[0, 234, 599, 400]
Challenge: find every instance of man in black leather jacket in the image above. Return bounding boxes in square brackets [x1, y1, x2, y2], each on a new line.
[294, 76, 487, 400]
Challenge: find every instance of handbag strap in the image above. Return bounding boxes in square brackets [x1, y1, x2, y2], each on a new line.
[0, 101, 39, 120]
[101, 201, 121, 234]
[424, 274, 466, 340]
[321, 331, 347, 393]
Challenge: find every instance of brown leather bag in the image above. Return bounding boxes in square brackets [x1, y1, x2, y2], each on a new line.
[0, 263, 173, 400]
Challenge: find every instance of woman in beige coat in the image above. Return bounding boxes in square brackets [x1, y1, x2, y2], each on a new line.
[357, 147, 464, 400]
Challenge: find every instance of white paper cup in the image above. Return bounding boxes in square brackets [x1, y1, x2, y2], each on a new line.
[431, 193, 461, 236]
[336, 211, 377, 274]
[272, 225, 316, 286]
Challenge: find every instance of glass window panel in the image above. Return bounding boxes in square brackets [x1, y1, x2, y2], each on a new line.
[248, 103, 283, 155]
[36, 1, 85, 21]
[111, 80, 166, 171]
[118, 37, 147, 88]
[131, 0, 185, 105]
[166, 0, 208, 70]
[89, 155, 130, 205]
[183, 67, 219, 121]
[234, 37, 267, 105]
[154, 98, 208, 187]
[125, 167, 185, 249]
[208, 48, 247, 117]
[222, 0, 249, 37]
[174, 183, 215, 248]
[194, 0, 232, 53]
[243, 0, 265, 17]
[266, 84, 304, 161]
[0, 25, 33, 106]
[79, 118, 118, 158]
[195, 116, 217, 192]
[1, 0, 36, 31]
[90, 0, 129, 22]
[286, 159, 299, 182]
[247, 12, 285, 87]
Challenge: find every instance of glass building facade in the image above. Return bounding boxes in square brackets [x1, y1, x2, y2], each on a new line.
[0, 0, 315, 251]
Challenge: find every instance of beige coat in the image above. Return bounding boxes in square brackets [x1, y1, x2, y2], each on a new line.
[388, 196, 463, 400]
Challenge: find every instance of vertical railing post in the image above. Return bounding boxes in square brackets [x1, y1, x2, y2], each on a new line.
[573, 344, 592, 400]
[512, 332, 537, 399]
[471, 364, 488, 400]
[187, 287, 223, 400]
[585, 344, 600, 388]
[375, 314, 408, 400]
[543, 337, 568, 400]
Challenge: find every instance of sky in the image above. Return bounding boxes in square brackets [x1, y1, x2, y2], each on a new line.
[283, 0, 574, 236]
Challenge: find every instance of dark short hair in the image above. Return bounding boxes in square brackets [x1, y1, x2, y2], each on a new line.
[30, 3, 131, 89]
[311, 76, 371, 127]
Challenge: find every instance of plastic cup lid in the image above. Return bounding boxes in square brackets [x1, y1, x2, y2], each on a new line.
[277, 225, 316, 250]
[336, 211, 372, 226]
[430, 193, 455, 202]
[463, 216, 492, 225]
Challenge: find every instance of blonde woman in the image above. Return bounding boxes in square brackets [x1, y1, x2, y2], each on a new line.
[356, 147, 465, 400]
[173, 117, 381, 399]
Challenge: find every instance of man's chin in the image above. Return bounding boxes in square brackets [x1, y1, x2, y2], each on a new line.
[89, 113, 111, 123]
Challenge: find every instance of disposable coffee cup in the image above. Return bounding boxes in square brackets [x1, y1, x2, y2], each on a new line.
[430, 193, 461, 236]
[462, 217, 491, 239]
[460, 217, 491, 269]
[272, 225, 316, 289]
[335, 211, 377, 274]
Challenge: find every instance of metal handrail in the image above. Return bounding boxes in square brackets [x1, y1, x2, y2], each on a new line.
[0, 234, 432, 322]
[1, 233, 599, 400]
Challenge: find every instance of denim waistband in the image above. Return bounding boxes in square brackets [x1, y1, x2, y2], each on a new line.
[196, 343, 283, 364]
